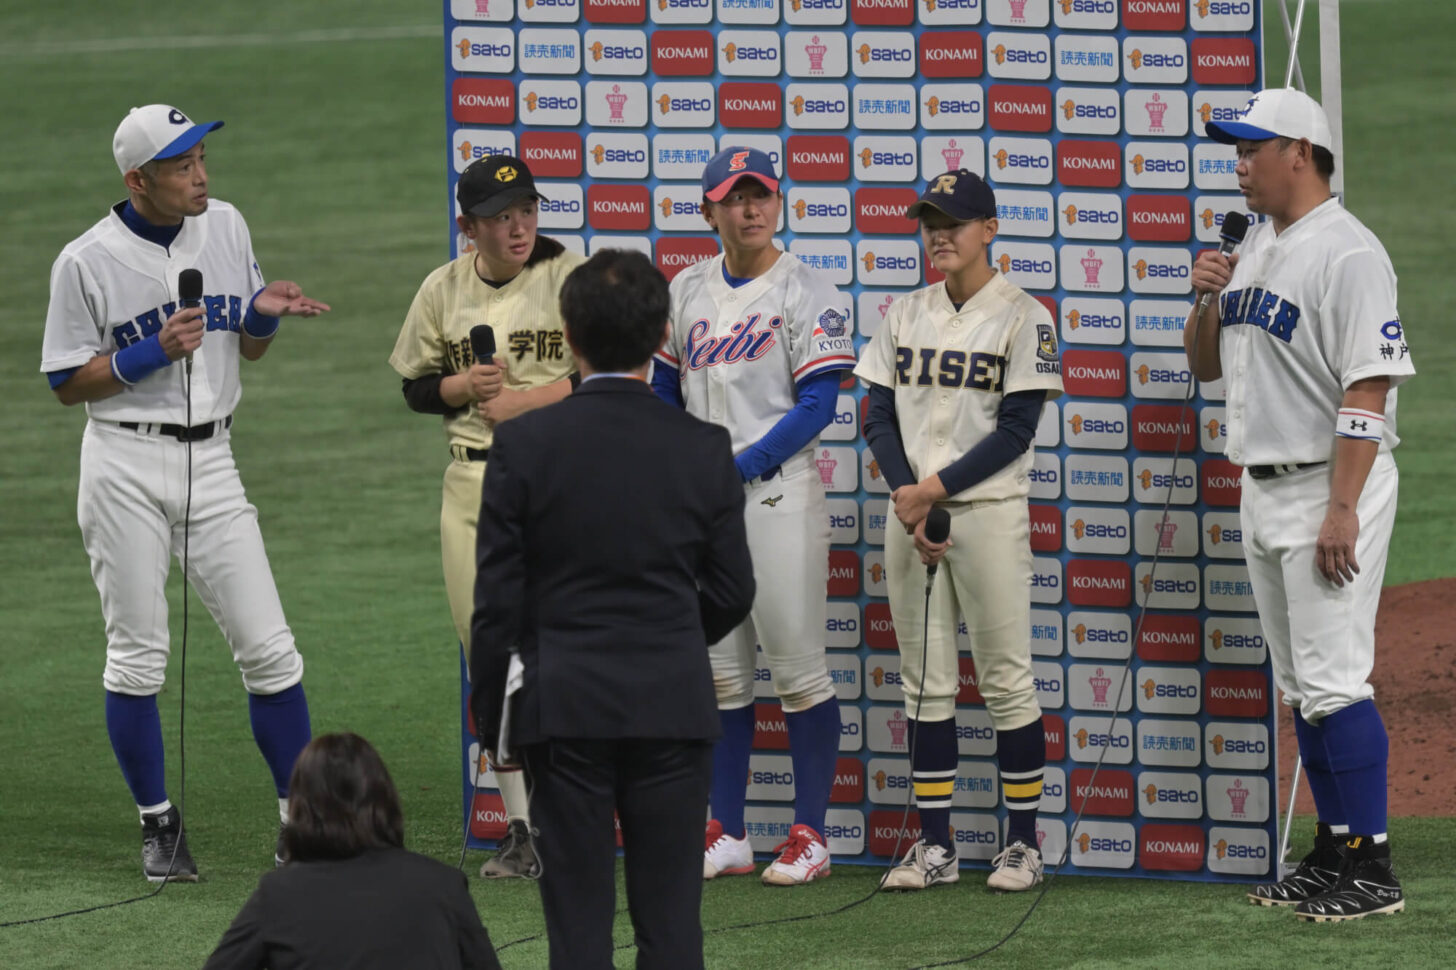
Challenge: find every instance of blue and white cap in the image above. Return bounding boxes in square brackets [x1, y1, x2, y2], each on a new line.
[113, 104, 224, 174]
[1204, 87, 1332, 150]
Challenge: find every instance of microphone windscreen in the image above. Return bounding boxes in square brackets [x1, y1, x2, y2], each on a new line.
[925, 508, 951, 545]
[469, 325, 496, 363]
[179, 269, 203, 306]
[1218, 211, 1250, 246]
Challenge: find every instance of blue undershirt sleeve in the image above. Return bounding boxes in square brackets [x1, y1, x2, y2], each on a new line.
[862, 382, 917, 492]
[47, 366, 81, 390]
[935, 390, 1048, 497]
[649, 358, 684, 408]
[733, 370, 840, 482]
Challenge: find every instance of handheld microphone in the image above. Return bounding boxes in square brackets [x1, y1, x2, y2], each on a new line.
[179, 269, 203, 372]
[923, 507, 951, 592]
[1193, 211, 1249, 320]
[469, 324, 496, 364]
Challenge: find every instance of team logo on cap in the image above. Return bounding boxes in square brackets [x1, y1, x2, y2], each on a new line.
[168, 109, 188, 125]
[728, 150, 751, 171]
[495, 165, 519, 182]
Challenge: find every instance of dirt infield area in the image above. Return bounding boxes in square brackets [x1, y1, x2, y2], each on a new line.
[1275, 578, 1456, 818]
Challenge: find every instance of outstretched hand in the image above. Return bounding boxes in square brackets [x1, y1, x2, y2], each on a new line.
[254, 280, 331, 318]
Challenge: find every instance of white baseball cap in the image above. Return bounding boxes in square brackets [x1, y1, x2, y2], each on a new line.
[1205, 87, 1331, 150]
[112, 104, 224, 174]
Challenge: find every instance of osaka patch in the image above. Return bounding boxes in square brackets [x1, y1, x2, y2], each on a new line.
[1037, 322, 1059, 361]
[817, 308, 848, 338]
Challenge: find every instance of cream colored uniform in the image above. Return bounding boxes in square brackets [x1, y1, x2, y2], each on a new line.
[853, 272, 1062, 727]
[389, 247, 583, 648]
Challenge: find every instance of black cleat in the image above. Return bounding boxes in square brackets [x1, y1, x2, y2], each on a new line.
[141, 806, 198, 883]
[1295, 838, 1405, 922]
[479, 818, 540, 879]
[1248, 822, 1340, 907]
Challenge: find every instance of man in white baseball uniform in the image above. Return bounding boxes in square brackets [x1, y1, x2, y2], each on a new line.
[651, 146, 856, 886]
[856, 170, 1062, 892]
[1191, 88, 1412, 921]
[41, 105, 329, 882]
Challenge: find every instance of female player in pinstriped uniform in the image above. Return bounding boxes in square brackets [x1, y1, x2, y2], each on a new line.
[390, 154, 583, 879]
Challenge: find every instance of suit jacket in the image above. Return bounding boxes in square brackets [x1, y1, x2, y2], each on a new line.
[202, 848, 500, 970]
[470, 377, 754, 747]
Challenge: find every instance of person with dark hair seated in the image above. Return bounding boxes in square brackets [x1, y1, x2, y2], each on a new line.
[203, 732, 501, 970]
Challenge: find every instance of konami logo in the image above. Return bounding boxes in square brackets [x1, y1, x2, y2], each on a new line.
[1205, 670, 1268, 718]
[583, 0, 645, 22]
[753, 702, 790, 749]
[586, 186, 649, 229]
[988, 83, 1052, 132]
[827, 549, 860, 597]
[1066, 559, 1132, 607]
[451, 78, 516, 125]
[956, 656, 984, 705]
[1191, 37, 1256, 85]
[786, 134, 851, 181]
[1070, 768, 1135, 816]
[1043, 713, 1066, 760]
[865, 602, 897, 650]
[520, 131, 583, 177]
[831, 757, 866, 802]
[1057, 141, 1121, 188]
[1061, 350, 1126, 398]
[1201, 457, 1242, 507]
[1028, 502, 1063, 552]
[854, 187, 917, 233]
[919, 31, 982, 78]
[719, 82, 782, 128]
[1127, 195, 1192, 242]
[1122, 0, 1186, 31]
[653, 236, 719, 282]
[1131, 404, 1196, 452]
[651, 30, 714, 75]
[1140, 823, 1205, 871]
[851, 0, 915, 26]
[1136, 613, 1200, 662]
[868, 810, 923, 858]
[469, 792, 509, 841]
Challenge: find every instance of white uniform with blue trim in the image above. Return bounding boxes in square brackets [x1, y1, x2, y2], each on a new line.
[656, 251, 855, 711]
[1217, 197, 1414, 717]
[41, 200, 302, 697]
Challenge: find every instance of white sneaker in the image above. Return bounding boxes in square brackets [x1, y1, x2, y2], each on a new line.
[761, 824, 831, 886]
[880, 839, 959, 891]
[703, 819, 755, 879]
[987, 840, 1043, 892]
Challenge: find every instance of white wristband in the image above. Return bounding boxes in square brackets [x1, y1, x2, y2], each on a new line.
[1335, 408, 1384, 441]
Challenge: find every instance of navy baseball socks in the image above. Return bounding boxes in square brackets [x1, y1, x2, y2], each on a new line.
[705, 705, 756, 879]
[107, 691, 196, 881]
[250, 683, 312, 866]
[990, 719, 1046, 891]
[762, 697, 839, 885]
[1251, 701, 1403, 919]
[882, 717, 960, 891]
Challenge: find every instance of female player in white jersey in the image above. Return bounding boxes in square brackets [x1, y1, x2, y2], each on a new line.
[652, 146, 855, 885]
[856, 170, 1062, 892]
[390, 154, 584, 878]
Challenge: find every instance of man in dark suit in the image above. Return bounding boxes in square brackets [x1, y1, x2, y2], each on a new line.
[470, 248, 755, 970]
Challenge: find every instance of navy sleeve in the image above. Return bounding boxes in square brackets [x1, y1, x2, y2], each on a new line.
[862, 382, 917, 492]
[936, 390, 1047, 497]
[732, 370, 838, 482]
[401, 376, 466, 416]
[649, 358, 684, 408]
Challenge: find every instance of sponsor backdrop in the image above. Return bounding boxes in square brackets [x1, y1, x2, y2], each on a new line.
[449, 0, 1276, 882]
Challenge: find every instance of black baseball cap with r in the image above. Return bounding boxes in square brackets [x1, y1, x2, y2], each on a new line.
[457, 155, 547, 217]
[905, 169, 998, 223]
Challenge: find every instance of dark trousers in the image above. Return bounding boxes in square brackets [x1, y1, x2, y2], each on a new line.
[523, 738, 714, 970]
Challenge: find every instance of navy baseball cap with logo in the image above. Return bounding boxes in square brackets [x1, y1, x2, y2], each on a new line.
[113, 104, 224, 175]
[457, 155, 547, 217]
[701, 146, 781, 201]
[905, 169, 998, 222]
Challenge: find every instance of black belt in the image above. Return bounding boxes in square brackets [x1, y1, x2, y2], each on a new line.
[119, 415, 232, 442]
[1247, 461, 1325, 480]
[451, 445, 490, 462]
